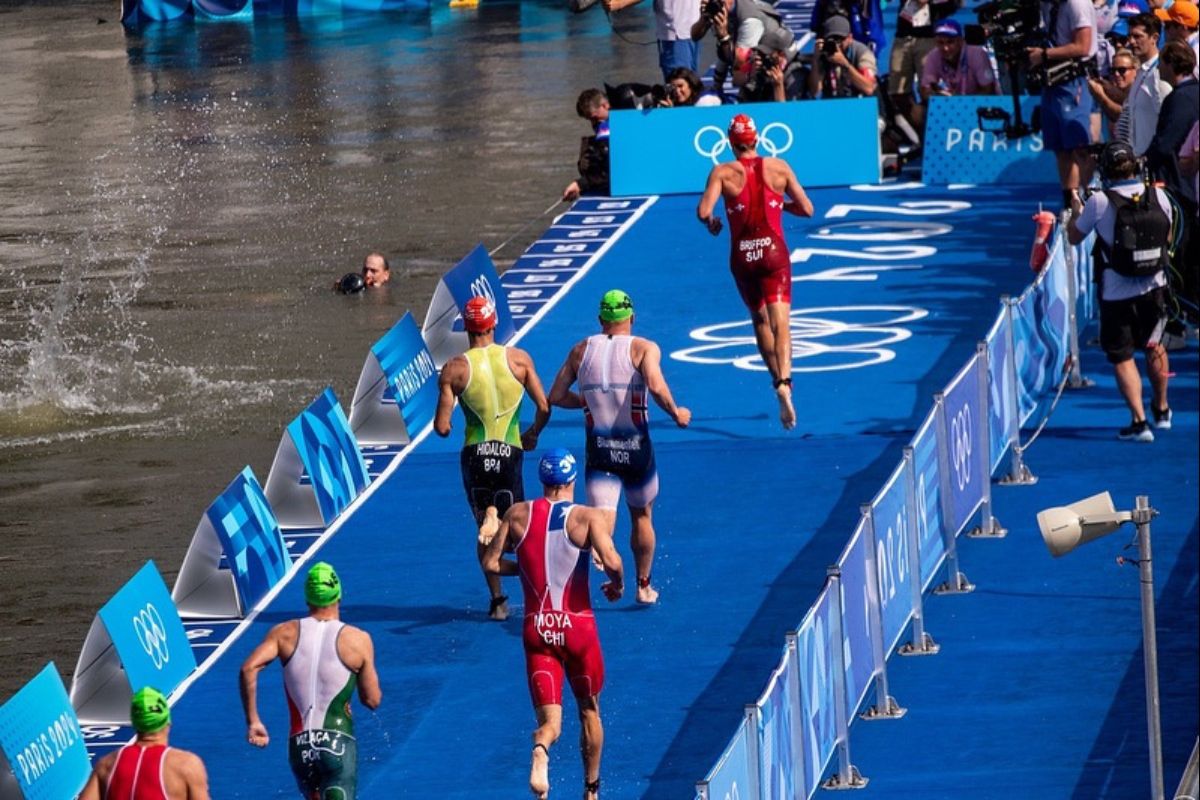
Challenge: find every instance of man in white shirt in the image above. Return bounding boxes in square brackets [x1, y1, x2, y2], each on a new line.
[1115, 12, 1173, 154]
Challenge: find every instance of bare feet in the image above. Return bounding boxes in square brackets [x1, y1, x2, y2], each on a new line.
[530, 744, 550, 799]
[489, 595, 509, 621]
[478, 505, 500, 545]
[775, 384, 796, 430]
[636, 582, 659, 605]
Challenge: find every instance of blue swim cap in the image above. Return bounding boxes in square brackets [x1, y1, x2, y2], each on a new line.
[538, 448, 578, 486]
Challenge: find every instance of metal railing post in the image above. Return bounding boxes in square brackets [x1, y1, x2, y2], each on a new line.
[998, 295, 1038, 485]
[933, 393, 975, 595]
[968, 341, 1007, 538]
[744, 704, 762, 800]
[1060, 211, 1094, 389]
[858, 504, 907, 721]
[822, 566, 869, 790]
[898, 448, 939, 655]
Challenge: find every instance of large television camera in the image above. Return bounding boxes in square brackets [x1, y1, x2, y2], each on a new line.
[968, 0, 1098, 139]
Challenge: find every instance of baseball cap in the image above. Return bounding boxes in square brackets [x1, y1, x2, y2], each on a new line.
[130, 687, 171, 734]
[1099, 140, 1138, 178]
[1156, 0, 1198, 26]
[462, 296, 498, 334]
[934, 19, 963, 37]
[1108, 18, 1130, 37]
[538, 448, 578, 486]
[599, 289, 633, 323]
[1117, 0, 1148, 18]
[304, 562, 342, 607]
[821, 14, 852, 37]
[728, 113, 757, 147]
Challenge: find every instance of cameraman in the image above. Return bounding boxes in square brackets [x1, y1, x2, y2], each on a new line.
[563, 89, 611, 202]
[690, 0, 799, 88]
[808, 15, 879, 98]
[1026, 0, 1100, 209]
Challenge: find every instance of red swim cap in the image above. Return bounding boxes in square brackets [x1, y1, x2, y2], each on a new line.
[728, 113, 757, 147]
[463, 295, 498, 333]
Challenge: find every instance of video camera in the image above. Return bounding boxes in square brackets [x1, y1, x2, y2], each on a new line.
[969, 0, 1043, 62]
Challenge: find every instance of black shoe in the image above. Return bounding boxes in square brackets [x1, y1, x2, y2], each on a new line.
[1152, 407, 1172, 430]
[1118, 419, 1154, 442]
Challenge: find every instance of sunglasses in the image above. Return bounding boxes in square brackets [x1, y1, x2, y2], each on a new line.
[1111, 66, 1135, 74]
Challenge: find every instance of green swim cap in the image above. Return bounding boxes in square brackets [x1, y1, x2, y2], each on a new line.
[305, 562, 342, 607]
[599, 289, 633, 323]
[130, 687, 171, 734]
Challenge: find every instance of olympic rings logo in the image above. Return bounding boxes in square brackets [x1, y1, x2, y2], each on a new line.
[693, 122, 795, 163]
[133, 603, 169, 670]
[950, 405, 972, 491]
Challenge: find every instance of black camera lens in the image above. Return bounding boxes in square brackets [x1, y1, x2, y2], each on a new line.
[822, 36, 842, 54]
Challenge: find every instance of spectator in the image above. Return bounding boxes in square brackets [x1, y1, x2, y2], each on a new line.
[1147, 41, 1199, 332]
[810, 0, 887, 53]
[1089, 48, 1140, 123]
[1115, 13, 1172, 156]
[808, 15, 879, 99]
[919, 20, 1000, 103]
[602, 0, 700, 80]
[563, 89, 611, 202]
[658, 66, 706, 106]
[1182, 121, 1200, 201]
[1156, 0, 1199, 75]
[1027, 0, 1099, 209]
[690, 0, 798, 87]
[888, 0, 956, 135]
[1068, 141, 1178, 442]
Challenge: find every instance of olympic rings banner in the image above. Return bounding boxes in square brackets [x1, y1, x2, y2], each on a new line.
[70, 562, 196, 725]
[608, 99, 881, 196]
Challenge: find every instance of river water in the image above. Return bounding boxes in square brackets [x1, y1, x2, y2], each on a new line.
[0, 0, 680, 698]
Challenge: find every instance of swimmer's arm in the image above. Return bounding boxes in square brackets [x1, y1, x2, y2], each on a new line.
[514, 349, 552, 449]
[180, 751, 211, 800]
[80, 752, 117, 800]
[782, 165, 814, 217]
[434, 360, 463, 437]
[697, 169, 725, 234]
[635, 340, 690, 428]
[483, 507, 523, 576]
[239, 625, 284, 746]
[350, 630, 383, 710]
[548, 342, 586, 410]
[583, 509, 624, 601]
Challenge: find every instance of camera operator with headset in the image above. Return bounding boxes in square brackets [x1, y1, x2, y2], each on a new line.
[1067, 141, 1179, 443]
[690, 0, 800, 92]
[808, 14, 880, 98]
[1026, 0, 1100, 210]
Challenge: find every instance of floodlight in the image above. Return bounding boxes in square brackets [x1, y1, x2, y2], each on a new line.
[1035, 493, 1163, 800]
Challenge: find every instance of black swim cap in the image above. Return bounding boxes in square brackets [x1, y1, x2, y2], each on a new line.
[338, 272, 366, 294]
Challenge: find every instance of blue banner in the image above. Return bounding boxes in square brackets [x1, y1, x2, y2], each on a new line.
[986, 312, 1014, 472]
[870, 465, 914, 656]
[443, 245, 516, 344]
[757, 655, 799, 800]
[609, 100, 880, 195]
[374, 313, 438, 435]
[797, 588, 837, 797]
[702, 720, 751, 800]
[288, 388, 371, 524]
[206, 467, 292, 612]
[98, 562, 197, 696]
[910, 412, 947, 590]
[922, 96, 1058, 186]
[1011, 289, 1052, 425]
[941, 356, 985, 535]
[836, 525, 877, 718]
[0, 664, 89, 800]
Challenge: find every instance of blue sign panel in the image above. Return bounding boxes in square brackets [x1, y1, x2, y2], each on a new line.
[836, 525, 877, 718]
[797, 589, 837, 797]
[911, 413, 947, 590]
[288, 388, 371, 524]
[703, 720, 751, 800]
[206, 467, 292, 611]
[98, 562, 196, 695]
[922, 95, 1058, 186]
[758, 657, 799, 800]
[374, 313, 438, 435]
[442, 245, 516, 344]
[941, 357, 985, 536]
[986, 313, 1014, 472]
[870, 466, 914, 656]
[1012, 289, 1051, 425]
[609, 99, 881, 195]
[0, 664, 89, 800]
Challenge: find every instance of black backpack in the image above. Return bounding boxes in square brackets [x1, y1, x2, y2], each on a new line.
[1096, 188, 1172, 278]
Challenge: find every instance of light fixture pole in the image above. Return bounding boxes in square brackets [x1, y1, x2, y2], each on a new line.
[1131, 495, 1163, 800]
